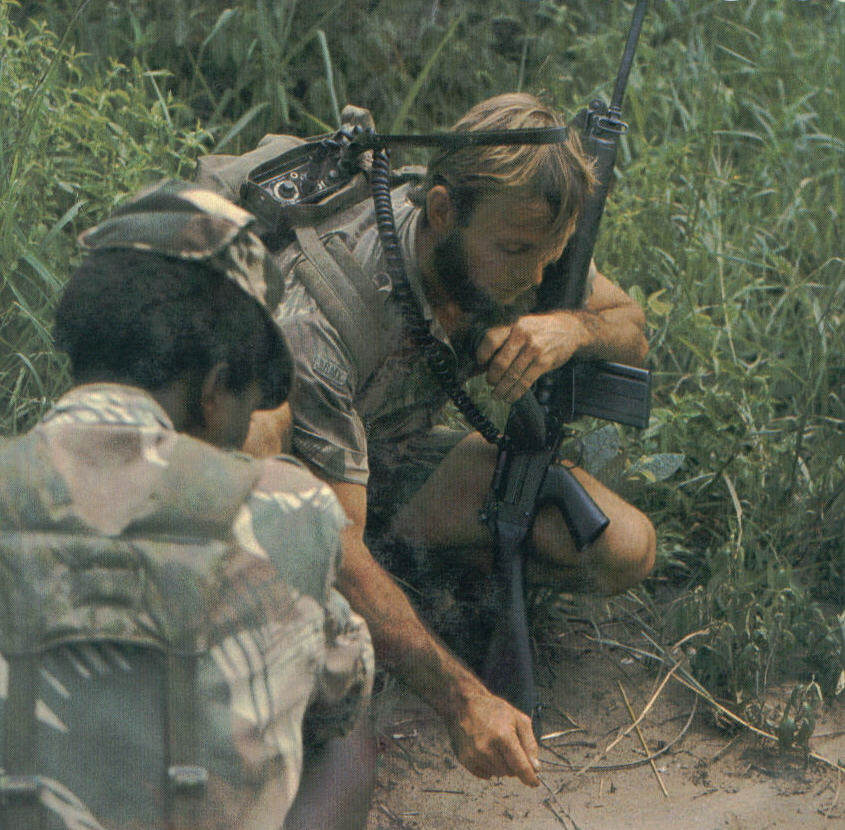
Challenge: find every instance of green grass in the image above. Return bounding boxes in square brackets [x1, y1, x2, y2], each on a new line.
[2, 0, 843, 719]
[0, 1, 211, 432]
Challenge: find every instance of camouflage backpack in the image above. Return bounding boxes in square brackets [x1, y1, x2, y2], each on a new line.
[0, 182, 279, 830]
[0, 428, 263, 830]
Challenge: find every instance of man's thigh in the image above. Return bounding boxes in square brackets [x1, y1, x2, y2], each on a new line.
[365, 426, 472, 545]
[387, 431, 498, 548]
[388, 431, 655, 594]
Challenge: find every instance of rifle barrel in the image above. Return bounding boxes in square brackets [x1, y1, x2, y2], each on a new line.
[610, 0, 648, 115]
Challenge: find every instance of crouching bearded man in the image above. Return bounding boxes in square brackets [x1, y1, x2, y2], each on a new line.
[196, 92, 657, 786]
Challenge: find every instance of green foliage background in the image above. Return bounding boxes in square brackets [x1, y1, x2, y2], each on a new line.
[1, 0, 843, 721]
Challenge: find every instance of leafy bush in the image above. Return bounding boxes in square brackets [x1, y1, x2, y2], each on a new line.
[0, 0, 211, 433]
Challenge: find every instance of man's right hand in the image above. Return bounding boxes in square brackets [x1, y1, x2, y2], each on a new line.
[445, 689, 540, 787]
[242, 403, 293, 458]
[328, 480, 542, 788]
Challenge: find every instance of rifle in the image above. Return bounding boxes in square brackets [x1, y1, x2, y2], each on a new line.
[479, 0, 650, 736]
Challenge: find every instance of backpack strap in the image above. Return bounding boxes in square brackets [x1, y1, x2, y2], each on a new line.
[293, 225, 386, 383]
[152, 438, 263, 829]
[0, 654, 45, 830]
[167, 653, 206, 830]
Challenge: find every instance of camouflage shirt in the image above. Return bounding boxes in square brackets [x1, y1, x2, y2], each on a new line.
[274, 187, 596, 487]
[193, 139, 597, 488]
[275, 190, 472, 485]
[0, 383, 373, 829]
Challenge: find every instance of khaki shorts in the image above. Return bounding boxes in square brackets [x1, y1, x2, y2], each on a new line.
[365, 425, 468, 545]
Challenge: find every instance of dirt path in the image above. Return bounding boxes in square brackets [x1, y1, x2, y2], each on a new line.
[366, 600, 845, 829]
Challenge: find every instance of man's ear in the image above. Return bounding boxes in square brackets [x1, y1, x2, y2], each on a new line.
[199, 362, 230, 424]
[425, 185, 455, 237]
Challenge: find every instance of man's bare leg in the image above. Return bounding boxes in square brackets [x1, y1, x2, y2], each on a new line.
[282, 716, 377, 830]
[389, 432, 655, 595]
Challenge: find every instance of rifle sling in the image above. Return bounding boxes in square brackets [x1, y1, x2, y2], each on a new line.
[1, 653, 45, 830]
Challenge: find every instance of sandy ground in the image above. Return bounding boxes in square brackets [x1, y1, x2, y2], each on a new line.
[365, 597, 845, 830]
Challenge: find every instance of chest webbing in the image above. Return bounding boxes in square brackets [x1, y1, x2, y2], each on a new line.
[292, 225, 389, 384]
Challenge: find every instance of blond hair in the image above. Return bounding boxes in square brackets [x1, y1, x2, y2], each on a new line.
[419, 93, 596, 237]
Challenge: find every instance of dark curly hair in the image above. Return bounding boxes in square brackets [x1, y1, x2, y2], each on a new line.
[54, 249, 292, 412]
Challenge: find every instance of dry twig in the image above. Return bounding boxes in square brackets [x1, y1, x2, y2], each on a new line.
[578, 659, 682, 776]
[581, 628, 845, 776]
[543, 697, 697, 773]
[539, 773, 582, 829]
[638, 631, 845, 776]
[618, 679, 669, 797]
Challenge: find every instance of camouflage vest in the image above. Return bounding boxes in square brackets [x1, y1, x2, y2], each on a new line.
[0, 427, 263, 830]
[194, 124, 407, 383]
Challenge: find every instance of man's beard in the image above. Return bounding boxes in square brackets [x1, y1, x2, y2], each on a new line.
[432, 228, 517, 367]
[433, 228, 510, 326]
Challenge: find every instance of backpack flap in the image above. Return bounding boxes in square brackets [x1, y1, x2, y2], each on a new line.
[0, 533, 227, 829]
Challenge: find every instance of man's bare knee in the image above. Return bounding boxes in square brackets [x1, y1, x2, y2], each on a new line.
[531, 495, 655, 595]
[599, 508, 656, 594]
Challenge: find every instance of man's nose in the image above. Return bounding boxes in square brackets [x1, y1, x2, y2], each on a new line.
[520, 260, 544, 290]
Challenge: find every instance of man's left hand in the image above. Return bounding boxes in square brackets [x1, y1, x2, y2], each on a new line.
[477, 312, 582, 403]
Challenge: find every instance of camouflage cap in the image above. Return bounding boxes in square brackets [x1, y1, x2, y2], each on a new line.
[78, 179, 281, 309]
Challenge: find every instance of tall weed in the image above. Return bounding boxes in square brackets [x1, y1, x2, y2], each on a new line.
[0, 1, 210, 433]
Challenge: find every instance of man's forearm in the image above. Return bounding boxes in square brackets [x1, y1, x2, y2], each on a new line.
[567, 304, 648, 366]
[572, 270, 649, 366]
[336, 532, 487, 717]
[327, 476, 540, 785]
